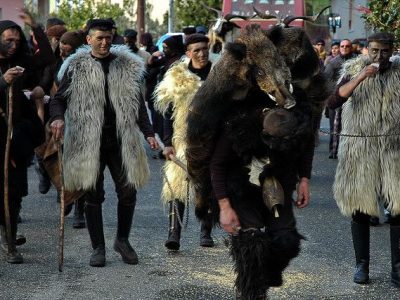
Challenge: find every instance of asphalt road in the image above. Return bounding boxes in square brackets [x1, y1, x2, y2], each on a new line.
[1, 119, 400, 300]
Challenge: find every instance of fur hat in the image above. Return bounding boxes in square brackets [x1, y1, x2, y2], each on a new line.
[185, 33, 209, 49]
[86, 19, 114, 32]
[124, 29, 138, 39]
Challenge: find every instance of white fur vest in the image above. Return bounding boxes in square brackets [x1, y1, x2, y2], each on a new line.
[59, 45, 149, 191]
[334, 56, 400, 217]
[154, 58, 214, 202]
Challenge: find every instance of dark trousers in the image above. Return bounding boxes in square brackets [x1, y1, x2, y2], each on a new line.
[85, 129, 137, 206]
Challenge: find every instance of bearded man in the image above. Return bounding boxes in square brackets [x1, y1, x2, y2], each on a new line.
[329, 32, 400, 287]
[154, 34, 216, 250]
[50, 19, 158, 267]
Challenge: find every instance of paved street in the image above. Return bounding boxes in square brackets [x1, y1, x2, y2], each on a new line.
[1, 119, 400, 299]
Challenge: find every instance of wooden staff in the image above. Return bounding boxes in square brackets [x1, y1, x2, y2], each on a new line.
[3, 85, 14, 254]
[154, 135, 189, 174]
[57, 140, 65, 272]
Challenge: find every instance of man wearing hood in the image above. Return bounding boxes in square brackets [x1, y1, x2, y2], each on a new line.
[0, 9, 54, 263]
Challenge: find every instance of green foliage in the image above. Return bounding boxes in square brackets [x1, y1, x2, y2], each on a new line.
[145, 2, 168, 40]
[52, 0, 134, 32]
[361, 0, 400, 45]
[174, 0, 223, 31]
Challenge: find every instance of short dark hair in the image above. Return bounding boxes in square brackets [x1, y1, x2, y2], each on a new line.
[46, 17, 65, 30]
[331, 41, 340, 47]
[185, 33, 209, 50]
[367, 32, 395, 45]
[124, 29, 138, 39]
[86, 19, 114, 35]
[315, 38, 325, 46]
[182, 26, 196, 35]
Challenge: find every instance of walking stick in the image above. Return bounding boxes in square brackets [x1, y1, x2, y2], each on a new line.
[57, 140, 65, 272]
[3, 85, 13, 254]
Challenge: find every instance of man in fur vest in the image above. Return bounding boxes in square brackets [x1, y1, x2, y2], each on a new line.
[329, 32, 400, 287]
[49, 19, 158, 267]
[154, 34, 216, 250]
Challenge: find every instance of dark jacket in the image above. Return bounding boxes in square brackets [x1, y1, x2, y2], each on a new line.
[0, 21, 51, 197]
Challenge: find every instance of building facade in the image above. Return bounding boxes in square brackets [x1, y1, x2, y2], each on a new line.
[331, 0, 370, 40]
[0, 0, 25, 27]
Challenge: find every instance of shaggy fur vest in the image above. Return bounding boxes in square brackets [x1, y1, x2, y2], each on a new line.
[59, 45, 149, 191]
[334, 56, 400, 217]
[154, 59, 210, 203]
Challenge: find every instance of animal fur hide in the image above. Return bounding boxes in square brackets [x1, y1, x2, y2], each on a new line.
[59, 45, 149, 191]
[154, 59, 205, 202]
[334, 56, 400, 217]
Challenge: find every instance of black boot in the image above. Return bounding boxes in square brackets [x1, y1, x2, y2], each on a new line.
[85, 203, 105, 267]
[114, 203, 138, 265]
[73, 198, 86, 229]
[351, 221, 370, 284]
[165, 200, 185, 250]
[200, 216, 214, 247]
[35, 160, 51, 194]
[390, 225, 400, 287]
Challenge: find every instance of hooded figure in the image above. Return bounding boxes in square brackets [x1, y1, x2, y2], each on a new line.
[0, 17, 53, 264]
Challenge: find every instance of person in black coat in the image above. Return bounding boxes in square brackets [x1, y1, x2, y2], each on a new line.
[0, 10, 53, 264]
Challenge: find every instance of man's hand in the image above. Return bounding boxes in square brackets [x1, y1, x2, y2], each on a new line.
[219, 198, 241, 234]
[18, 8, 36, 28]
[296, 177, 310, 208]
[146, 137, 159, 150]
[359, 64, 379, 80]
[50, 119, 65, 141]
[3, 67, 24, 84]
[163, 146, 176, 160]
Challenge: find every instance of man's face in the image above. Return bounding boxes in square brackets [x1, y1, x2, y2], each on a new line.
[162, 43, 172, 57]
[87, 30, 112, 58]
[186, 42, 209, 68]
[315, 42, 325, 53]
[59, 42, 73, 59]
[368, 41, 393, 71]
[124, 36, 136, 48]
[331, 45, 340, 56]
[0, 28, 21, 58]
[339, 40, 352, 56]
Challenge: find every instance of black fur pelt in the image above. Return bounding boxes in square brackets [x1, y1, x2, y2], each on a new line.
[229, 228, 303, 299]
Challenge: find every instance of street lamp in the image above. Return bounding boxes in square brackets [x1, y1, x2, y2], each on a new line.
[328, 13, 341, 34]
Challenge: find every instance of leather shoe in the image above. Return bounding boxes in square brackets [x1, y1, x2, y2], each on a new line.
[6, 250, 23, 264]
[200, 233, 214, 247]
[114, 238, 138, 265]
[392, 263, 400, 287]
[354, 260, 369, 284]
[89, 246, 105, 267]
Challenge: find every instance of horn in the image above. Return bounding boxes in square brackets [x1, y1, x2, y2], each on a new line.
[200, 2, 222, 18]
[253, 5, 277, 20]
[225, 14, 249, 22]
[314, 5, 331, 21]
[283, 16, 313, 27]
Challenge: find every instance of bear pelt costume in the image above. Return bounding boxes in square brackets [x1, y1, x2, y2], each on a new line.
[186, 25, 324, 223]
